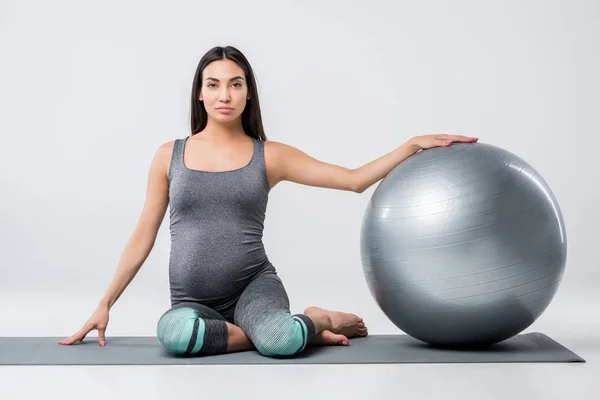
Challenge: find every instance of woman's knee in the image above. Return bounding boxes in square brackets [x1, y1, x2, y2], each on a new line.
[156, 307, 207, 355]
[251, 313, 313, 357]
[156, 306, 228, 356]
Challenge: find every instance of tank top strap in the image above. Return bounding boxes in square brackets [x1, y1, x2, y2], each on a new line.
[168, 137, 186, 182]
[252, 138, 263, 161]
[252, 138, 267, 175]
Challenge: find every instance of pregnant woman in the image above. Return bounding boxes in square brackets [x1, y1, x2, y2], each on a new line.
[59, 45, 476, 357]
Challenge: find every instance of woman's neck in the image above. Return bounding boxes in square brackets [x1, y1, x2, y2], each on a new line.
[196, 120, 247, 143]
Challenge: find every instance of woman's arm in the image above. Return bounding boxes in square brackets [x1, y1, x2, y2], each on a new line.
[350, 141, 420, 193]
[98, 235, 155, 310]
[269, 134, 478, 193]
[265, 141, 359, 191]
[98, 143, 171, 310]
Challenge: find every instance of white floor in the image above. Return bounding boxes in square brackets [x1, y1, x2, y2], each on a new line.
[1, 288, 598, 400]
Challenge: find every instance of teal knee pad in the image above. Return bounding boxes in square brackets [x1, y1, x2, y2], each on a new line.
[156, 307, 206, 355]
[254, 314, 310, 357]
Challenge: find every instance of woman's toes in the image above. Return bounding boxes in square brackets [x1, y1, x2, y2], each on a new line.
[313, 330, 350, 346]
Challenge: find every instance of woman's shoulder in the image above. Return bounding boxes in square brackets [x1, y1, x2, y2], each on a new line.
[262, 139, 299, 174]
[159, 138, 177, 151]
[263, 140, 303, 160]
[263, 140, 284, 163]
[156, 139, 180, 179]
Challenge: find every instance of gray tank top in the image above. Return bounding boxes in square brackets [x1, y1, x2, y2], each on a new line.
[167, 136, 275, 310]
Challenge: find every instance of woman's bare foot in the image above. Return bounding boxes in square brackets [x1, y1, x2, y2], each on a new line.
[304, 306, 368, 346]
[310, 329, 350, 346]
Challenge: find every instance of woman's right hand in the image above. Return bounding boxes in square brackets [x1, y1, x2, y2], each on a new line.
[58, 306, 110, 346]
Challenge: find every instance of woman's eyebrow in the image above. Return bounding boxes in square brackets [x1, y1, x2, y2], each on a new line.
[205, 76, 244, 82]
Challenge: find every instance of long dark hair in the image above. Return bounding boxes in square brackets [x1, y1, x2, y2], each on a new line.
[190, 46, 267, 141]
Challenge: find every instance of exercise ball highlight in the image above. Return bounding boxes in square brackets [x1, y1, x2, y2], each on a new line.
[360, 142, 566, 347]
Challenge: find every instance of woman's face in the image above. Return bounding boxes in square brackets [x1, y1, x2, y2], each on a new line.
[199, 59, 249, 123]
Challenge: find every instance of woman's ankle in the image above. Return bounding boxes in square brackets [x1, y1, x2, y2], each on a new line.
[303, 306, 334, 334]
[225, 322, 254, 353]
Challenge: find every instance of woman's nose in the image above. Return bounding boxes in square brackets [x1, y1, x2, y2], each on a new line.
[219, 89, 230, 101]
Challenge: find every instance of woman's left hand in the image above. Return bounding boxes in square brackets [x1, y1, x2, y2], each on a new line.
[409, 134, 479, 150]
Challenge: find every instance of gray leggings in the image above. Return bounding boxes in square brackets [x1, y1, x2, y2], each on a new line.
[156, 271, 316, 357]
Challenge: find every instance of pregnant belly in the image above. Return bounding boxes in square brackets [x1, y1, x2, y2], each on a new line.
[168, 240, 270, 307]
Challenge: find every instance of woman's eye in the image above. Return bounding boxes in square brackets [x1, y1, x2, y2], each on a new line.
[206, 83, 241, 88]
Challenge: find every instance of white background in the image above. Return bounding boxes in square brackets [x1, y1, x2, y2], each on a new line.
[1, 0, 598, 398]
